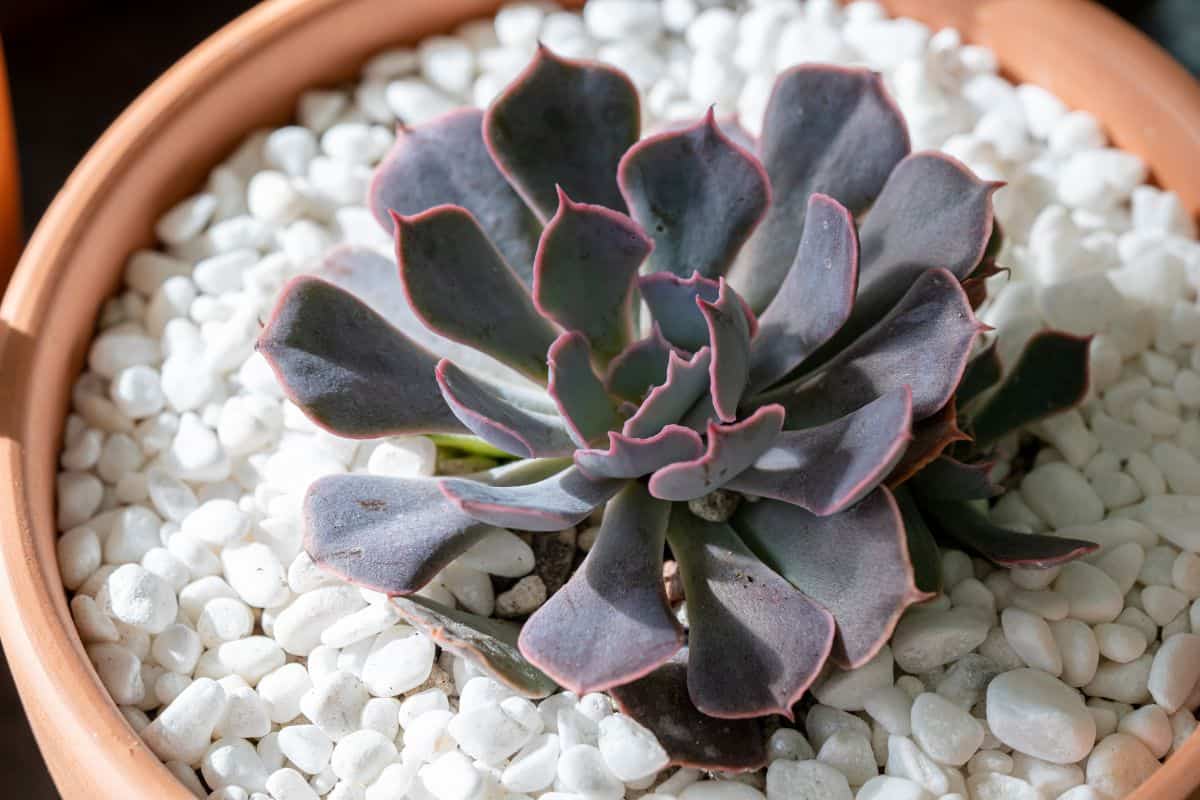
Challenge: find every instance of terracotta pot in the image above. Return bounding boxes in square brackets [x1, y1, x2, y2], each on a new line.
[1, 0, 1198, 797]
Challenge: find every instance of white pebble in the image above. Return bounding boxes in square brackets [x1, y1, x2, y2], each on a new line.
[987, 669, 1095, 764]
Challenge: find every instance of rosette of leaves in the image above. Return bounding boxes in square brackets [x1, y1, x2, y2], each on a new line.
[257, 47, 1094, 770]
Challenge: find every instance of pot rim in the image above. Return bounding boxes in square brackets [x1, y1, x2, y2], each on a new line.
[2, 0, 1200, 797]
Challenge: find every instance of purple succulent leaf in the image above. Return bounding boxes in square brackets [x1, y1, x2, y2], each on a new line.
[617, 109, 770, 280]
[886, 402, 970, 487]
[667, 509, 835, 719]
[547, 332, 622, 448]
[957, 340, 1003, 411]
[648, 404, 785, 502]
[969, 331, 1092, 448]
[655, 113, 757, 152]
[622, 347, 713, 439]
[305, 474, 489, 595]
[638, 272, 757, 353]
[518, 482, 683, 692]
[609, 649, 769, 772]
[369, 108, 541, 282]
[915, 495, 1098, 568]
[755, 268, 985, 428]
[392, 595, 558, 698]
[258, 276, 465, 438]
[318, 246, 541, 391]
[733, 489, 931, 667]
[700, 278, 754, 423]
[726, 386, 913, 516]
[747, 194, 859, 393]
[435, 360, 577, 459]
[484, 45, 639, 220]
[439, 466, 625, 531]
[605, 323, 679, 403]
[532, 189, 652, 360]
[911, 456, 998, 502]
[727, 65, 910, 311]
[893, 486, 944, 595]
[849, 153, 1000, 330]
[574, 425, 705, 480]
[395, 205, 560, 384]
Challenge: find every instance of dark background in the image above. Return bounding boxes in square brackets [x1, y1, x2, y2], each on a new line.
[0, 0, 1197, 795]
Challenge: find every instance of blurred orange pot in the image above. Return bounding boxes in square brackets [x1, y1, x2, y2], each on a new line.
[1, 0, 1199, 797]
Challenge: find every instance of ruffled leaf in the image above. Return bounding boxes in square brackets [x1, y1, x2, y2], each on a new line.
[609, 650, 768, 772]
[893, 486, 944, 595]
[748, 194, 859, 393]
[546, 332, 621, 447]
[574, 425, 705, 480]
[886, 402, 970, 487]
[957, 340, 1003, 409]
[639, 272, 721, 352]
[667, 509, 835, 719]
[395, 206, 559, 383]
[484, 45, 639, 220]
[518, 482, 682, 692]
[622, 347, 713, 439]
[440, 466, 625, 531]
[618, 109, 770, 279]
[436, 360, 576, 458]
[648, 404, 785, 502]
[726, 386, 913, 516]
[969, 331, 1092, 447]
[533, 190, 652, 360]
[369, 109, 541, 282]
[758, 268, 984, 428]
[318, 246, 538, 390]
[606, 324, 677, 403]
[258, 276, 465, 437]
[701, 278, 754, 422]
[733, 489, 928, 667]
[728, 65, 909, 310]
[915, 495, 1098, 568]
[305, 475, 488, 594]
[911, 456, 998, 502]
[393, 595, 557, 698]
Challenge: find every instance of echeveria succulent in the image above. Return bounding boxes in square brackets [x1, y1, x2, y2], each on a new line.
[258, 46, 1095, 770]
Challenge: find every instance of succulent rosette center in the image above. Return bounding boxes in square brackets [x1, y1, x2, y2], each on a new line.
[257, 46, 1096, 770]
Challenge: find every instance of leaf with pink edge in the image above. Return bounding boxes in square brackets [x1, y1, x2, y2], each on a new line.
[914, 495, 1098, 568]
[700, 278, 754, 422]
[605, 324, 678, 403]
[518, 482, 682, 693]
[726, 386, 912, 516]
[969, 331, 1092, 448]
[258, 276, 465, 438]
[756, 268, 984, 428]
[733, 489, 928, 667]
[547, 332, 621, 447]
[609, 650, 768, 772]
[886, 402, 970, 487]
[369, 109, 541, 282]
[395, 206, 559, 383]
[318, 246, 539, 391]
[648, 404, 785, 502]
[440, 466, 625, 531]
[727, 65, 909, 311]
[574, 425, 705, 480]
[618, 109, 770, 280]
[435, 360, 576, 458]
[305, 475, 489, 595]
[484, 46, 639, 220]
[911, 456, 998, 502]
[533, 189, 651, 360]
[638, 272, 756, 353]
[667, 509, 835, 719]
[393, 595, 558, 698]
[622, 347, 713, 439]
[747, 194, 859, 393]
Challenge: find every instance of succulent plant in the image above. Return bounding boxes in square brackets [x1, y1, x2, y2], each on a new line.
[258, 47, 1095, 769]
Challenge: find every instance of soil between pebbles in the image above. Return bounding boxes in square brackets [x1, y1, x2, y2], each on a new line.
[52, 1, 1200, 799]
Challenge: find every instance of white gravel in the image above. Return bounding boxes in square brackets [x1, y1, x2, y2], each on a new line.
[53, 0, 1200, 798]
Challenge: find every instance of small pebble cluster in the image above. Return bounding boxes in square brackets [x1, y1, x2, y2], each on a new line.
[52, 1, 1200, 799]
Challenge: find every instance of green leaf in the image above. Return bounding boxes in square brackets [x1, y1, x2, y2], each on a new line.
[429, 434, 515, 460]
[892, 486, 943, 595]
